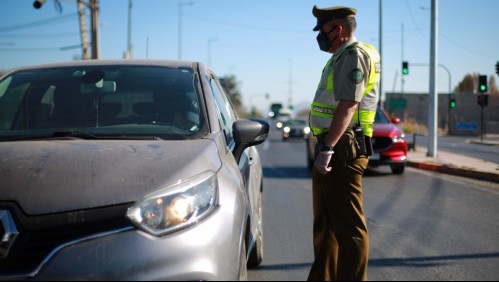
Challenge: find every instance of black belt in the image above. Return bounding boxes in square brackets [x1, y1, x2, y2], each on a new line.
[316, 134, 372, 155]
[316, 134, 327, 144]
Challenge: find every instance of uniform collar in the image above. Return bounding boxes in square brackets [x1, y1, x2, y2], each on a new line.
[332, 36, 358, 62]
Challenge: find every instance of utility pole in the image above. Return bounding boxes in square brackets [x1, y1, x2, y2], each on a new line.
[126, 0, 133, 59]
[90, 0, 100, 59]
[76, 0, 99, 60]
[428, 0, 438, 157]
[288, 59, 293, 109]
[401, 23, 405, 94]
[178, 2, 193, 60]
[77, 0, 90, 60]
[379, 0, 383, 107]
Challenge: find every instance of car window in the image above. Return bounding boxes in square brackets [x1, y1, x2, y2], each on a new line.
[209, 75, 237, 147]
[0, 65, 204, 140]
[374, 109, 390, 124]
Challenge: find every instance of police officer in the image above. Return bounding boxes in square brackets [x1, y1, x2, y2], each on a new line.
[308, 5, 381, 281]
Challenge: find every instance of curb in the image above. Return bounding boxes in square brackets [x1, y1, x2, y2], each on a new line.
[407, 161, 499, 184]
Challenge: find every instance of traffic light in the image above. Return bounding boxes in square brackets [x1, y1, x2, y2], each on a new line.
[477, 94, 489, 107]
[402, 61, 409, 75]
[496, 62, 499, 76]
[450, 98, 457, 109]
[33, 0, 45, 9]
[478, 75, 487, 93]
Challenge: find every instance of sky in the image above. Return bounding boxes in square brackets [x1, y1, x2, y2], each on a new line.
[1, 0, 498, 115]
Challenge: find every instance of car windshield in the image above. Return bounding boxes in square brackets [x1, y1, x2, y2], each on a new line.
[374, 109, 390, 124]
[0, 65, 205, 141]
[285, 119, 307, 126]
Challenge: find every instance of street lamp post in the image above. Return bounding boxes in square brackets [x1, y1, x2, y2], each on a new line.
[178, 1, 193, 60]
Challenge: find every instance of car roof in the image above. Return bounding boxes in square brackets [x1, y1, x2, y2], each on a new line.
[6, 59, 208, 73]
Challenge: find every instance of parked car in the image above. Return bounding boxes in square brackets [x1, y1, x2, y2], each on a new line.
[306, 107, 407, 174]
[0, 60, 269, 280]
[281, 119, 310, 141]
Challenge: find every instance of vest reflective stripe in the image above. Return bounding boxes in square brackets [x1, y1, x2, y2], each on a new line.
[310, 41, 380, 137]
[325, 59, 334, 92]
[310, 105, 377, 136]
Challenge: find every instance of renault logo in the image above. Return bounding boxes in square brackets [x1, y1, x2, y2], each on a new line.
[0, 210, 19, 259]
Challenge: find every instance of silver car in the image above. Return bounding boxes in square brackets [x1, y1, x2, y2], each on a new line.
[0, 60, 269, 280]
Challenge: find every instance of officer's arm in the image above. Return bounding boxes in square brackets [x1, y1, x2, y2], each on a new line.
[322, 99, 358, 148]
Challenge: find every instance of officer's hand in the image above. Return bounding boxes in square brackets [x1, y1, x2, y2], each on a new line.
[315, 151, 333, 175]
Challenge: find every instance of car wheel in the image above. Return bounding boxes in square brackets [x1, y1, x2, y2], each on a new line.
[238, 241, 248, 281]
[248, 192, 263, 268]
[391, 163, 405, 174]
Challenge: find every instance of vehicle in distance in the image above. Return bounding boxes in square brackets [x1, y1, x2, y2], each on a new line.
[275, 108, 293, 129]
[281, 119, 310, 141]
[306, 107, 407, 174]
[0, 60, 269, 280]
[269, 103, 283, 119]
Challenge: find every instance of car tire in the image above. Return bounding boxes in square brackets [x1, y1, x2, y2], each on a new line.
[248, 192, 263, 268]
[391, 163, 405, 174]
[238, 241, 248, 281]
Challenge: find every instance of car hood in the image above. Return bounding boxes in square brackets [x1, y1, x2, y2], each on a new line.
[0, 139, 222, 215]
[373, 123, 404, 138]
[287, 125, 305, 130]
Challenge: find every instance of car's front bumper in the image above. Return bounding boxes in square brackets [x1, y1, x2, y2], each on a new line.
[369, 144, 407, 167]
[2, 207, 242, 281]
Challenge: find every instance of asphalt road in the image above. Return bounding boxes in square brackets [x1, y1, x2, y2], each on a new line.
[248, 130, 499, 281]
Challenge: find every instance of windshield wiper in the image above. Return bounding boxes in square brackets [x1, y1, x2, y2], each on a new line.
[53, 131, 164, 140]
[52, 130, 103, 139]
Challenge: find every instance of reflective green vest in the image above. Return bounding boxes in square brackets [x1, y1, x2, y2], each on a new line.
[310, 41, 381, 137]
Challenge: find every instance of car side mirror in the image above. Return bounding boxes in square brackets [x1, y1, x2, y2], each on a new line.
[391, 117, 401, 124]
[232, 119, 270, 163]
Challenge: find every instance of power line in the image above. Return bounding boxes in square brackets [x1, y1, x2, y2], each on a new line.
[0, 47, 62, 52]
[440, 33, 497, 59]
[0, 32, 78, 38]
[0, 13, 77, 32]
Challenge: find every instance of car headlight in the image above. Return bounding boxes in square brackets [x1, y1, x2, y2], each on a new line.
[276, 122, 283, 128]
[283, 126, 291, 133]
[127, 171, 218, 236]
[303, 127, 311, 135]
[393, 134, 405, 143]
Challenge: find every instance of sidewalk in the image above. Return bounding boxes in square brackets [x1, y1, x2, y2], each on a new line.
[406, 143, 499, 184]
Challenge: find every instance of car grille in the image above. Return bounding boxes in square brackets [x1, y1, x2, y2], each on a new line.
[289, 129, 304, 137]
[0, 203, 132, 276]
[372, 137, 393, 151]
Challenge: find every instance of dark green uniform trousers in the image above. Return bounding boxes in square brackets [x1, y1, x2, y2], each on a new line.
[307, 153, 369, 281]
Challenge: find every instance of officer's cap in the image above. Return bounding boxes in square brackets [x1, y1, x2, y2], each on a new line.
[312, 5, 357, 31]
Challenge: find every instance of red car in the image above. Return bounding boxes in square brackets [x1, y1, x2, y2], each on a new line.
[306, 107, 408, 174]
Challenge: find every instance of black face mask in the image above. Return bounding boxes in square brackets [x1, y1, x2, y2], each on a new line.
[316, 26, 338, 52]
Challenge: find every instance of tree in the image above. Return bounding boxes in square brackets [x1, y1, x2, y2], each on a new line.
[454, 73, 499, 94]
[489, 75, 498, 93]
[454, 73, 478, 93]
